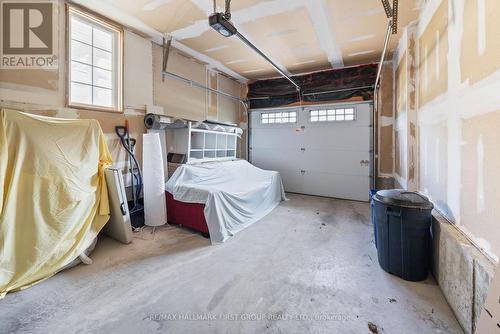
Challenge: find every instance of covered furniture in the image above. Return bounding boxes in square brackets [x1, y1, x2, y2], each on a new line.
[165, 160, 285, 243]
[166, 192, 209, 235]
[0, 110, 112, 298]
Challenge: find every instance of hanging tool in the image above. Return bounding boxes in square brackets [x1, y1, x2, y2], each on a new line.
[115, 120, 143, 213]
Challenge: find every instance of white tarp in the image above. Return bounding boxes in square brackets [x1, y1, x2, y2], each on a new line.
[165, 160, 286, 243]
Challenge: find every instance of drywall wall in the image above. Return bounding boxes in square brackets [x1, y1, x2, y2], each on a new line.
[392, 21, 420, 191]
[418, 0, 449, 106]
[415, 0, 500, 261]
[0, 1, 151, 187]
[124, 30, 154, 109]
[1, 0, 245, 187]
[152, 45, 207, 121]
[205, 70, 242, 125]
[218, 74, 241, 124]
[406, 24, 419, 191]
[236, 84, 249, 161]
[461, 110, 500, 262]
[152, 45, 244, 125]
[376, 61, 395, 184]
[394, 50, 408, 187]
[391, 0, 500, 331]
[393, 0, 500, 259]
[207, 70, 218, 121]
[460, 0, 500, 84]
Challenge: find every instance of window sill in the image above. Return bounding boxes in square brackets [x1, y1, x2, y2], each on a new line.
[67, 103, 123, 114]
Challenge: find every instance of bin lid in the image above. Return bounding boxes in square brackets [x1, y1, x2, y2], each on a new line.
[374, 189, 434, 209]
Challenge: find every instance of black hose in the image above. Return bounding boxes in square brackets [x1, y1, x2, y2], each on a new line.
[118, 136, 142, 193]
[132, 173, 142, 208]
[115, 126, 143, 212]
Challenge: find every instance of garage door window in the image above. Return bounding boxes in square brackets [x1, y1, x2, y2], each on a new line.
[261, 112, 297, 124]
[310, 108, 355, 122]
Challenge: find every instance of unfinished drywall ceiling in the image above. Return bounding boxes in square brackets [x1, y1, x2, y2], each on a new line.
[104, 0, 206, 33]
[328, 0, 420, 67]
[180, 29, 276, 77]
[241, 8, 330, 75]
[101, 0, 421, 80]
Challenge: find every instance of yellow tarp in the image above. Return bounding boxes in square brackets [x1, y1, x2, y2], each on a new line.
[0, 109, 112, 298]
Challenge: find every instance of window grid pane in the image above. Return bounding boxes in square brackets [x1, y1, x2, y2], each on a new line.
[71, 40, 92, 64]
[69, 12, 118, 109]
[261, 112, 297, 124]
[71, 61, 92, 85]
[309, 108, 356, 122]
[71, 17, 92, 44]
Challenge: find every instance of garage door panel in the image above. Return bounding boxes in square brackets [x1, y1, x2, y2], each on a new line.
[250, 103, 372, 201]
[276, 170, 307, 194]
[302, 127, 369, 150]
[299, 172, 370, 201]
[301, 149, 370, 176]
[251, 128, 303, 149]
[251, 148, 303, 172]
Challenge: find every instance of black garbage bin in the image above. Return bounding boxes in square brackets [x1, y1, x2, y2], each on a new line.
[373, 189, 434, 281]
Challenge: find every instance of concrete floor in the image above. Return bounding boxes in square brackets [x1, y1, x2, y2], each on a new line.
[0, 194, 463, 334]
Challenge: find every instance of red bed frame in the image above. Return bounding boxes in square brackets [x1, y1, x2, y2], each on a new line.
[165, 192, 209, 234]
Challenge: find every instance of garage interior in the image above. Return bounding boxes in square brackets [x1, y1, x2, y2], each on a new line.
[0, 0, 499, 333]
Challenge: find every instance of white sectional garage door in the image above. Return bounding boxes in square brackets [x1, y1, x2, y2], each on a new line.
[249, 102, 372, 201]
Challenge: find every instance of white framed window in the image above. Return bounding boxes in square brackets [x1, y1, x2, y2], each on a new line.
[261, 111, 297, 124]
[68, 6, 123, 112]
[309, 107, 355, 122]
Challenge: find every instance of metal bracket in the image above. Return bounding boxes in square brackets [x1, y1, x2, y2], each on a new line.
[381, 0, 393, 18]
[392, 0, 399, 34]
[162, 35, 172, 82]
